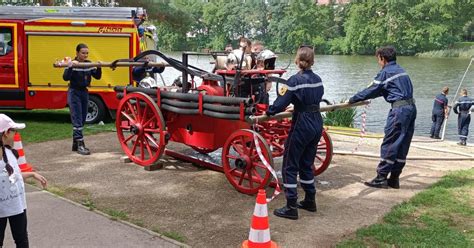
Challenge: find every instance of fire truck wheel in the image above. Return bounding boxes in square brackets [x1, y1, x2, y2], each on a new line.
[86, 95, 107, 124]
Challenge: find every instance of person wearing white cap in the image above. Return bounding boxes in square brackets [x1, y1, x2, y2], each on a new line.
[0, 114, 47, 248]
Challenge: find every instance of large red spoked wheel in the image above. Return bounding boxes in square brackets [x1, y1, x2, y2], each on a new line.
[313, 130, 333, 176]
[116, 92, 166, 166]
[222, 129, 273, 195]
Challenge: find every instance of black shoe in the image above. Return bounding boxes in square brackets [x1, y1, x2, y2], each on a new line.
[274, 199, 298, 220]
[430, 135, 434, 138]
[364, 174, 388, 188]
[297, 193, 317, 212]
[387, 171, 401, 189]
[297, 200, 317, 212]
[457, 141, 466, 146]
[433, 136, 441, 140]
[76, 140, 91, 155]
[72, 140, 78, 151]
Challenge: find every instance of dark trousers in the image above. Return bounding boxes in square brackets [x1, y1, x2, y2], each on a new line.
[282, 112, 323, 201]
[377, 105, 417, 175]
[68, 88, 89, 141]
[430, 113, 444, 138]
[458, 114, 471, 141]
[0, 210, 29, 248]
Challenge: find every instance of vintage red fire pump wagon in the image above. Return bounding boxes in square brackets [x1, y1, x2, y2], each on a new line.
[54, 46, 368, 194]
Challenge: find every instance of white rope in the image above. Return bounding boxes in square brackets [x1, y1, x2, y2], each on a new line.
[352, 103, 370, 153]
[253, 132, 281, 203]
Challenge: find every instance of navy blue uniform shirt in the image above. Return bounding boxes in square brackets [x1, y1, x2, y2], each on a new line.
[349, 61, 413, 104]
[453, 96, 474, 114]
[432, 93, 448, 115]
[63, 59, 102, 90]
[132, 66, 165, 83]
[266, 70, 324, 115]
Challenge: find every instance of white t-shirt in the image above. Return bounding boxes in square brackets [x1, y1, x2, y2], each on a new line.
[0, 148, 27, 218]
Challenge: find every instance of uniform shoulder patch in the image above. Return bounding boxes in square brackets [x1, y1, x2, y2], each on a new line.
[278, 85, 288, 96]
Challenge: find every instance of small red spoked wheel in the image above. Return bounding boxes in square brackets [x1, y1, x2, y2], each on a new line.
[313, 130, 333, 176]
[190, 146, 218, 154]
[115, 92, 166, 166]
[222, 129, 273, 195]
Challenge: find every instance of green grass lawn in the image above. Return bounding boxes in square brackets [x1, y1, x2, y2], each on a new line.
[1, 109, 115, 144]
[337, 169, 474, 248]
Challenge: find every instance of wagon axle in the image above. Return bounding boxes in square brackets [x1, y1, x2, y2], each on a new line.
[130, 124, 142, 135]
[234, 156, 249, 170]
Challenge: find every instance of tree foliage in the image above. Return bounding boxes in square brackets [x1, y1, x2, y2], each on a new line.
[47, 0, 474, 54]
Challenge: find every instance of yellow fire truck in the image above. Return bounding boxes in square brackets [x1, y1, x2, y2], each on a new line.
[0, 6, 152, 123]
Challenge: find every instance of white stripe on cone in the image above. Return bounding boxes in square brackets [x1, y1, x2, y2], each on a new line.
[13, 141, 22, 150]
[248, 228, 271, 243]
[17, 157, 26, 165]
[253, 203, 268, 218]
[13, 136, 28, 167]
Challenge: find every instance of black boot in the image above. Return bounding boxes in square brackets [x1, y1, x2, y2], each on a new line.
[297, 194, 317, 212]
[72, 140, 78, 151]
[387, 171, 401, 189]
[364, 174, 388, 188]
[462, 140, 467, 146]
[76, 140, 91, 155]
[274, 199, 298, 220]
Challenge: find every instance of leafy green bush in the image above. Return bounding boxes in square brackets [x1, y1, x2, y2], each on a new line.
[323, 102, 357, 127]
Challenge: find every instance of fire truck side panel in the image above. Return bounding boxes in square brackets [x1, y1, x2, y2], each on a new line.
[0, 21, 26, 107]
[26, 34, 132, 109]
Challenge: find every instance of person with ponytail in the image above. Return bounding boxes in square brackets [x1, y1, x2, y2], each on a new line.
[0, 114, 47, 248]
[265, 45, 324, 220]
[63, 43, 102, 155]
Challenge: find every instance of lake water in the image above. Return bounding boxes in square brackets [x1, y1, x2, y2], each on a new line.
[156, 52, 474, 141]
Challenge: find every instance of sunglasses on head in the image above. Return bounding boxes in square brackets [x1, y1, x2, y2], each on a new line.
[299, 45, 314, 50]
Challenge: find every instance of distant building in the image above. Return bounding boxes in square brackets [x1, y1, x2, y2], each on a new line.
[316, 0, 350, 5]
[0, 0, 116, 6]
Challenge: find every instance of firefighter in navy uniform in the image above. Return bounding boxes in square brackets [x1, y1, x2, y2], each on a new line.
[453, 89, 474, 146]
[63, 43, 102, 155]
[430, 87, 449, 139]
[266, 46, 324, 220]
[349, 46, 417, 189]
[132, 55, 165, 89]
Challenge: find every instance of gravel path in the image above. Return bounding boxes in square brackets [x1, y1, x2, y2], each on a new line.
[24, 132, 473, 247]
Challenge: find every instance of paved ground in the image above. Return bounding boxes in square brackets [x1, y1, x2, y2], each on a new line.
[9, 131, 473, 248]
[4, 185, 185, 248]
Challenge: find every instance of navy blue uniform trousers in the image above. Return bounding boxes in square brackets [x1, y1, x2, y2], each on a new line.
[282, 112, 323, 200]
[458, 114, 471, 141]
[68, 88, 89, 141]
[378, 104, 417, 175]
[430, 113, 444, 138]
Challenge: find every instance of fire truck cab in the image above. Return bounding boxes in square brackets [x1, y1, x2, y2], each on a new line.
[0, 6, 149, 123]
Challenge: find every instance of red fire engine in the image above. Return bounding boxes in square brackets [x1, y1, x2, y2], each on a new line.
[0, 6, 149, 123]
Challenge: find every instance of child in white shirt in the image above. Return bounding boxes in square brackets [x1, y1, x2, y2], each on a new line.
[0, 114, 47, 248]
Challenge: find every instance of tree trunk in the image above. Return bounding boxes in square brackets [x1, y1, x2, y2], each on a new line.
[40, 0, 55, 6]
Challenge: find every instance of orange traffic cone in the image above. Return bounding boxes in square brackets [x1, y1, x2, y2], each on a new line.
[241, 189, 279, 248]
[13, 132, 33, 172]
